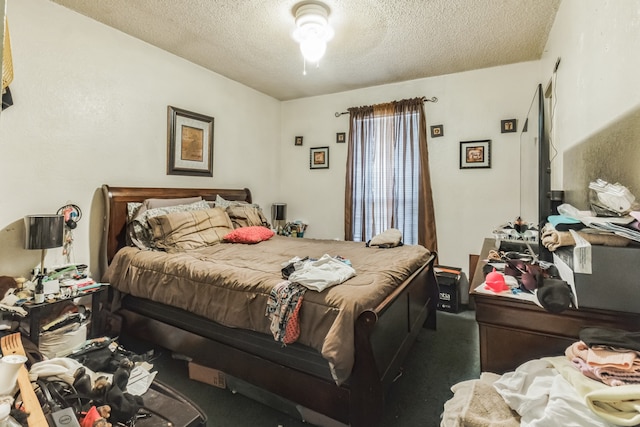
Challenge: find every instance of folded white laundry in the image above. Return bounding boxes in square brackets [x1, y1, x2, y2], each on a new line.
[288, 254, 356, 292]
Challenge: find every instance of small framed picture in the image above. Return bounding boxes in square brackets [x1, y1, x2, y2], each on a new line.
[501, 119, 517, 133]
[310, 146, 329, 169]
[430, 124, 444, 138]
[460, 140, 491, 169]
[295, 136, 303, 146]
[336, 132, 346, 143]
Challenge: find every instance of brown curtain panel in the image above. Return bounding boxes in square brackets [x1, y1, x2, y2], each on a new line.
[344, 97, 438, 252]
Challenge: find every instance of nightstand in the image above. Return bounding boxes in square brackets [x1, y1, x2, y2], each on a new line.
[20, 284, 109, 347]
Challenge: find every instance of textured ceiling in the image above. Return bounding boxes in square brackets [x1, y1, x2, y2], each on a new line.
[50, 0, 561, 101]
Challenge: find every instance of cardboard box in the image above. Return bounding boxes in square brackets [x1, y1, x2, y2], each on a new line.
[187, 362, 226, 389]
[554, 244, 640, 313]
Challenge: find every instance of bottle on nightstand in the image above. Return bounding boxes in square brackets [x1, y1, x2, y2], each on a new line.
[34, 275, 45, 304]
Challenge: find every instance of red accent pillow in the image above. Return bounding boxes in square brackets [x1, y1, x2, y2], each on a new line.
[223, 226, 275, 244]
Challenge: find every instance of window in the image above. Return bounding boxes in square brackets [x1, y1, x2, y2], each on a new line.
[345, 98, 437, 250]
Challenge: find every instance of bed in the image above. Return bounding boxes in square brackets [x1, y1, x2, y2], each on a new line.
[99, 185, 439, 427]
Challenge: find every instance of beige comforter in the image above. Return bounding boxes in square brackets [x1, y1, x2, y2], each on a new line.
[105, 235, 431, 384]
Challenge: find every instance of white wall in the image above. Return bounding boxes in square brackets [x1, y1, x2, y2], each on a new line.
[540, 0, 640, 190]
[281, 62, 541, 273]
[0, 0, 281, 278]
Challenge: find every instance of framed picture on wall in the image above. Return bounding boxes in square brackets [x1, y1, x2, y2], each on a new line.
[295, 136, 303, 146]
[167, 106, 214, 177]
[430, 124, 444, 138]
[310, 146, 329, 169]
[501, 119, 517, 133]
[460, 140, 491, 169]
[336, 132, 346, 143]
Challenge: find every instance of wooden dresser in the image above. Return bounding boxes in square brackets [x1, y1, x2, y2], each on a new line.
[471, 238, 640, 374]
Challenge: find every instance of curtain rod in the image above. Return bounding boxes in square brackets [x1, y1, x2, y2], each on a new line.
[334, 96, 438, 117]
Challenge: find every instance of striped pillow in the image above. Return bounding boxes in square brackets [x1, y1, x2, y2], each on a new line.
[148, 208, 234, 251]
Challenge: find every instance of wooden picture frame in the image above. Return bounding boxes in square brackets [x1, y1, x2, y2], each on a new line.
[460, 140, 491, 169]
[336, 132, 346, 143]
[501, 119, 517, 133]
[295, 136, 303, 146]
[430, 124, 444, 138]
[167, 106, 214, 177]
[310, 146, 329, 169]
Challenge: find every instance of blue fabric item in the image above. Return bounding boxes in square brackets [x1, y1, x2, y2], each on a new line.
[548, 215, 584, 231]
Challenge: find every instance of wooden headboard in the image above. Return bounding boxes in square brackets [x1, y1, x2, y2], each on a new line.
[100, 185, 252, 272]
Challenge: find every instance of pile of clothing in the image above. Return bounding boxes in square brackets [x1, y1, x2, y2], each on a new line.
[265, 254, 356, 345]
[566, 327, 640, 387]
[441, 327, 640, 427]
[542, 192, 640, 252]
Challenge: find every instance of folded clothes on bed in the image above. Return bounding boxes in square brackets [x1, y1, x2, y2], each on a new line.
[287, 254, 356, 292]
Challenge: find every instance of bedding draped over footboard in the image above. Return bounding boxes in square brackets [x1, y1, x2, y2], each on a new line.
[105, 235, 430, 384]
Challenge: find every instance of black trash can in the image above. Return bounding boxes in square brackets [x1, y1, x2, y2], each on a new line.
[434, 265, 468, 313]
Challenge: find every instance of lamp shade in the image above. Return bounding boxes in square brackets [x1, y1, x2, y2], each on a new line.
[271, 203, 287, 222]
[24, 215, 64, 250]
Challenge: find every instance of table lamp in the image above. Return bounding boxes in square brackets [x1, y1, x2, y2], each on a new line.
[271, 203, 287, 234]
[25, 214, 64, 303]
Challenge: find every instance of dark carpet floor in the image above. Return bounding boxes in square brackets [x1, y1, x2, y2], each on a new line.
[121, 309, 479, 426]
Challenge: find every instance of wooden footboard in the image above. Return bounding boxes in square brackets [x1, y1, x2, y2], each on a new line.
[101, 185, 438, 426]
[350, 257, 437, 425]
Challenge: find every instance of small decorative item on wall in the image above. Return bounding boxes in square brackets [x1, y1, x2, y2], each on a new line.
[167, 106, 214, 177]
[501, 119, 517, 133]
[310, 146, 329, 169]
[336, 132, 346, 143]
[460, 140, 491, 169]
[295, 136, 304, 146]
[430, 124, 444, 138]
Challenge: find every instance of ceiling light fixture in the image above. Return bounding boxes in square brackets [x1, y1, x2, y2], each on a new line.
[292, 2, 334, 75]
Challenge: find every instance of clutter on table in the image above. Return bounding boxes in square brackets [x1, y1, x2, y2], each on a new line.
[278, 220, 308, 237]
[0, 264, 106, 315]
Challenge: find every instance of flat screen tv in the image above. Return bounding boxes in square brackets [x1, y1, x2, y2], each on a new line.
[520, 83, 552, 261]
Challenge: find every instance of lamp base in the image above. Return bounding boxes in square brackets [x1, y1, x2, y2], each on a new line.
[273, 220, 286, 235]
[34, 275, 45, 304]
